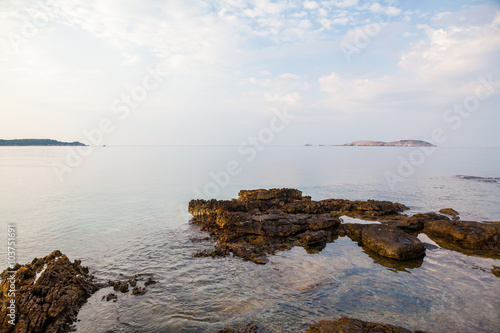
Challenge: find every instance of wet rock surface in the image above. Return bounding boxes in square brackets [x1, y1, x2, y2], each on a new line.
[0, 250, 99, 333]
[424, 220, 500, 258]
[305, 317, 429, 333]
[217, 323, 260, 333]
[439, 208, 459, 219]
[190, 188, 500, 263]
[102, 293, 118, 302]
[107, 275, 159, 298]
[342, 224, 425, 260]
[190, 189, 412, 263]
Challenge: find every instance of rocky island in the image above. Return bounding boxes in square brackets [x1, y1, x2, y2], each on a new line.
[338, 140, 435, 147]
[0, 139, 86, 146]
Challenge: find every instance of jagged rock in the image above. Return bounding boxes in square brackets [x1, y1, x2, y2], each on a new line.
[144, 277, 158, 287]
[190, 188, 499, 263]
[384, 213, 449, 231]
[0, 250, 99, 333]
[439, 208, 459, 219]
[132, 287, 147, 295]
[238, 188, 302, 202]
[189, 189, 417, 264]
[424, 220, 500, 258]
[110, 280, 129, 293]
[305, 316, 429, 333]
[189, 189, 408, 220]
[492, 266, 500, 277]
[217, 323, 259, 333]
[102, 293, 118, 302]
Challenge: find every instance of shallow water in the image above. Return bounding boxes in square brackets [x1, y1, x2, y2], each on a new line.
[0, 146, 499, 332]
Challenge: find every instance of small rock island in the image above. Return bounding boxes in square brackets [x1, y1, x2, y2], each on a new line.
[0, 139, 86, 146]
[339, 140, 435, 147]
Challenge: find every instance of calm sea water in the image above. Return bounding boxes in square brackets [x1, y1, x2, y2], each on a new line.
[0, 146, 499, 332]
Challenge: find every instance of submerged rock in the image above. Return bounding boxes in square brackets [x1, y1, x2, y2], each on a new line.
[0, 250, 99, 333]
[217, 323, 259, 333]
[110, 280, 129, 293]
[132, 286, 147, 295]
[102, 293, 118, 302]
[305, 317, 428, 333]
[144, 277, 158, 286]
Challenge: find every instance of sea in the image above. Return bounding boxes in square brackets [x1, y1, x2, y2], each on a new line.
[0, 146, 499, 332]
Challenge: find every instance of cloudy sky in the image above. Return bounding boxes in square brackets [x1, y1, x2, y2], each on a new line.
[1, 0, 499, 146]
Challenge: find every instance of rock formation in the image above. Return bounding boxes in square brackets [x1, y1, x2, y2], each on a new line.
[424, 220, 500, 258]
[0, 250, 98, 333]
[305, 317, 430, 333]
[189, 188, 500, 264]
[189, 189, 422, 264]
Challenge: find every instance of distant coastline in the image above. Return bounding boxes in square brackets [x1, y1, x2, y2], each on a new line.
[0, 139, 87, 146]
[303, 140, 435, 147]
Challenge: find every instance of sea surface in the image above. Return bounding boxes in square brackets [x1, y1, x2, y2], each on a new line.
[0, 146, 499, 332]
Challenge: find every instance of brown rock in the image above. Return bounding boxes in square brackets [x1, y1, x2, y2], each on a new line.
[102, 293, 118, 302]
[132, 287, 147, 295]
[439, 208, 459, 219]
[0, 250, 99, 333]
[238, 188, 302, 202]
[424, 220, 500, 258]
[305, 317, 427, 333]
[491, 266, 500, 277]
[190, 188, 499, 263]
[217, 323, 259, 333]
[144, 277, 158, 286]
[384, 213, 449, 231]
[360, 225, 426, 260]
[110, 280, 129, 293]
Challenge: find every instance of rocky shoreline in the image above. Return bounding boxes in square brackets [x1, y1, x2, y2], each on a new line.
[0, 250, 99, 333]
[189, 188, 500, 264]
[1, 188, 498, 332]
[0, 251, 158, 333]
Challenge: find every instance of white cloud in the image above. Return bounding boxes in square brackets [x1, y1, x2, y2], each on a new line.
[330, 0, 359, 9]
[120, 53, 142, 66]
[318, 8, 500, 117]
[318, 72, 341, 93]
[304, 1, 320, 10]
[264, 92, 301, 106]
[280, 73, 300, 79]
[399, 17, 500, 81]
[369, 3, 402, 16]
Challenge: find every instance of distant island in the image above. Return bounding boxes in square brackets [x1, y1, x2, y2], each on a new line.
[0, 139, 86, 146]
[338, 140, 436, 147]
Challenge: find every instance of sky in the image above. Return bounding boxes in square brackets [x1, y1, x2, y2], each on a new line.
[0, 0, 499, 146]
